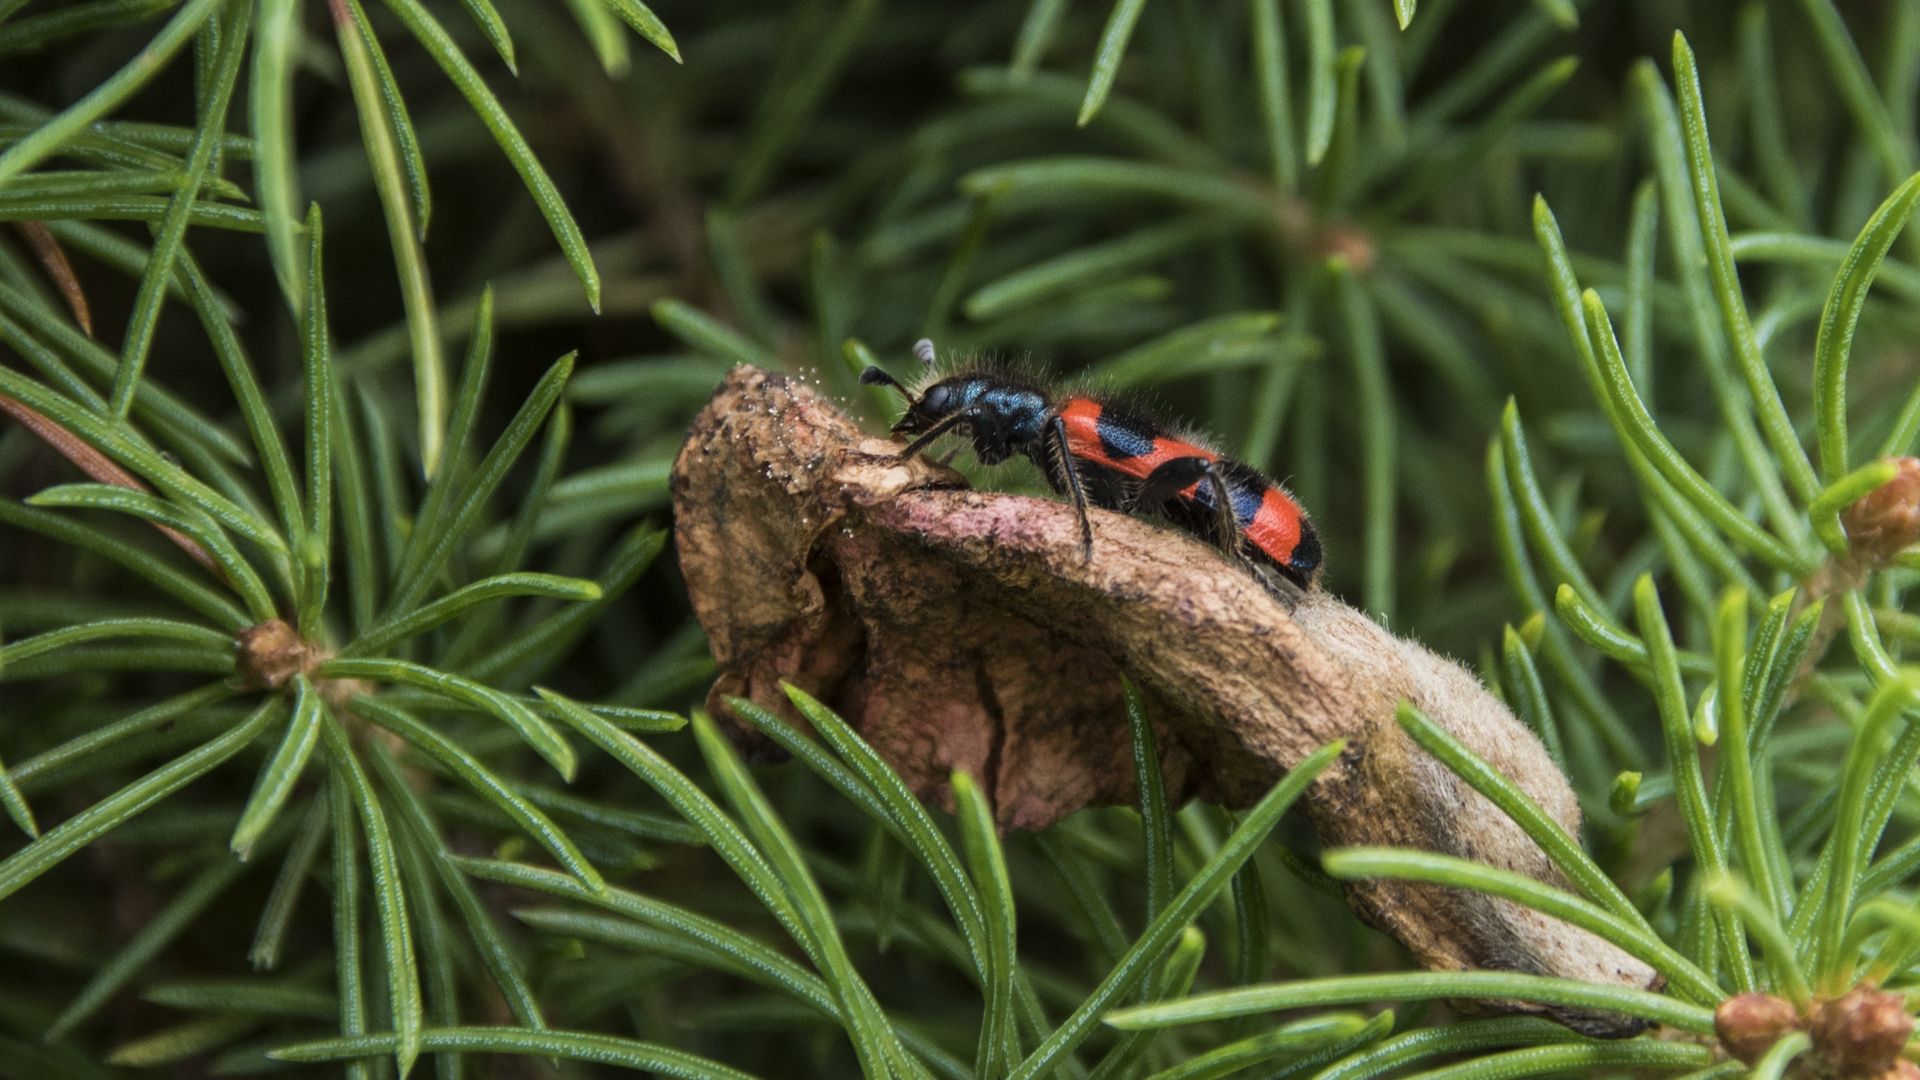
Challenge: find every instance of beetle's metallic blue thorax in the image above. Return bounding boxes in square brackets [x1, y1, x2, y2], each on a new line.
[892, 374, 1051, 465]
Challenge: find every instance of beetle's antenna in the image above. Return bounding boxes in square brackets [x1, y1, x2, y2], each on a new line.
[860, 366, 917, 402]
[912, 338, 938, 371]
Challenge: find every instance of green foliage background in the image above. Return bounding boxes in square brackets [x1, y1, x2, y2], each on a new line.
[4, 0, 1920, 1077]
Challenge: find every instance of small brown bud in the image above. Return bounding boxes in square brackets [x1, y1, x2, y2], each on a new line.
[1875, 1058, 1920, 1080]
[1317, 223, 1376, 273]
[1810, 988, 1913, 1077]
[234, 619, 316, 690]
[1842, 457, 1920, 563]
[1716, 992, 1801, 1065]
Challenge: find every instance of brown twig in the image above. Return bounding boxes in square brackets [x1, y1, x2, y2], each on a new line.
[0, 391, 223, 576]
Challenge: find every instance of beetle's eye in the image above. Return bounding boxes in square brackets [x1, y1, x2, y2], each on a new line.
[923, 384, 951, 412]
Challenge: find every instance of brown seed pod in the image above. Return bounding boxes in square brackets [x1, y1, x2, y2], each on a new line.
[672, 365, 1660, 1036]
[1842, 457, 1920, 565]
[1716, 992, 1801, 1065]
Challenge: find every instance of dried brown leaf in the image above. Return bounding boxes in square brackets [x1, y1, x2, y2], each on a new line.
[672, 365, 1660, 1035]
[14, 222, 92, 337]
[0, 392, 222, 577]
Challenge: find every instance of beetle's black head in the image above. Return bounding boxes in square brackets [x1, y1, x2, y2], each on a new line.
[874, 376, 962, 436]
[860, 337, 967, 436]
[860, 340, 1052, 465]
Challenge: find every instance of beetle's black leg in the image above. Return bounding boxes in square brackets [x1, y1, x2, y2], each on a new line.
[1200, 460, 1246, 555]
[897, 407, 980, 461]
[1135, 456, 1211, 508]
[1047, 414, 1095, 561]
[1140, 456, 1246, 557]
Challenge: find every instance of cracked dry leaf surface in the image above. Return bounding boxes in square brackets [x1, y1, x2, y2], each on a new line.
[672, 365, 1660, 1036]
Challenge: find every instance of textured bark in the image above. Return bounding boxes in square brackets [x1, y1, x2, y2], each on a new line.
[673, 365, 1661, 1035]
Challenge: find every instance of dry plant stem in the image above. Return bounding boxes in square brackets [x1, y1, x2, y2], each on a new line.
[13, 221, 92, 336]
[1792, 458, 1920, 683]
[1794, 562, 1860, 688]
[0, 391, 222, 575]
[673, 366, 1658, 1035]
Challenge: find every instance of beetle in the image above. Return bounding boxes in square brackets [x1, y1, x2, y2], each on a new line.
[861, 340, 1322, 592]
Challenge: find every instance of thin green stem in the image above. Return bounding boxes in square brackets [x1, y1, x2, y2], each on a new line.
[1753, 1031, 1811, 1080]
[1813, 168, 1920, 480]
[953, 770, 1018, 1078]
[1703, 875, 1809, 1008]
[1636, 573, 1755, 991]
[1333, 258, 1394, 622]
[1007, 741, 1345, 1080]
[1814, 673, 1919, 986]
[1079, 0, 1149, 126]
[1635, 66, 1808, 547]
[110, 0, 246, 419]
[0, 0, 224, 184]
[1249, 0, 1298, 188]
[334, 0, 444, 478]
[1106, 972, 1713, 1034]
[1582, 290, 1810, 576]
[1396, 703, 1647, 928]
[1714, 588, 1790, 918]
[1670, 33, 1821, 505]
[1323, 848, 1719, 1003]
